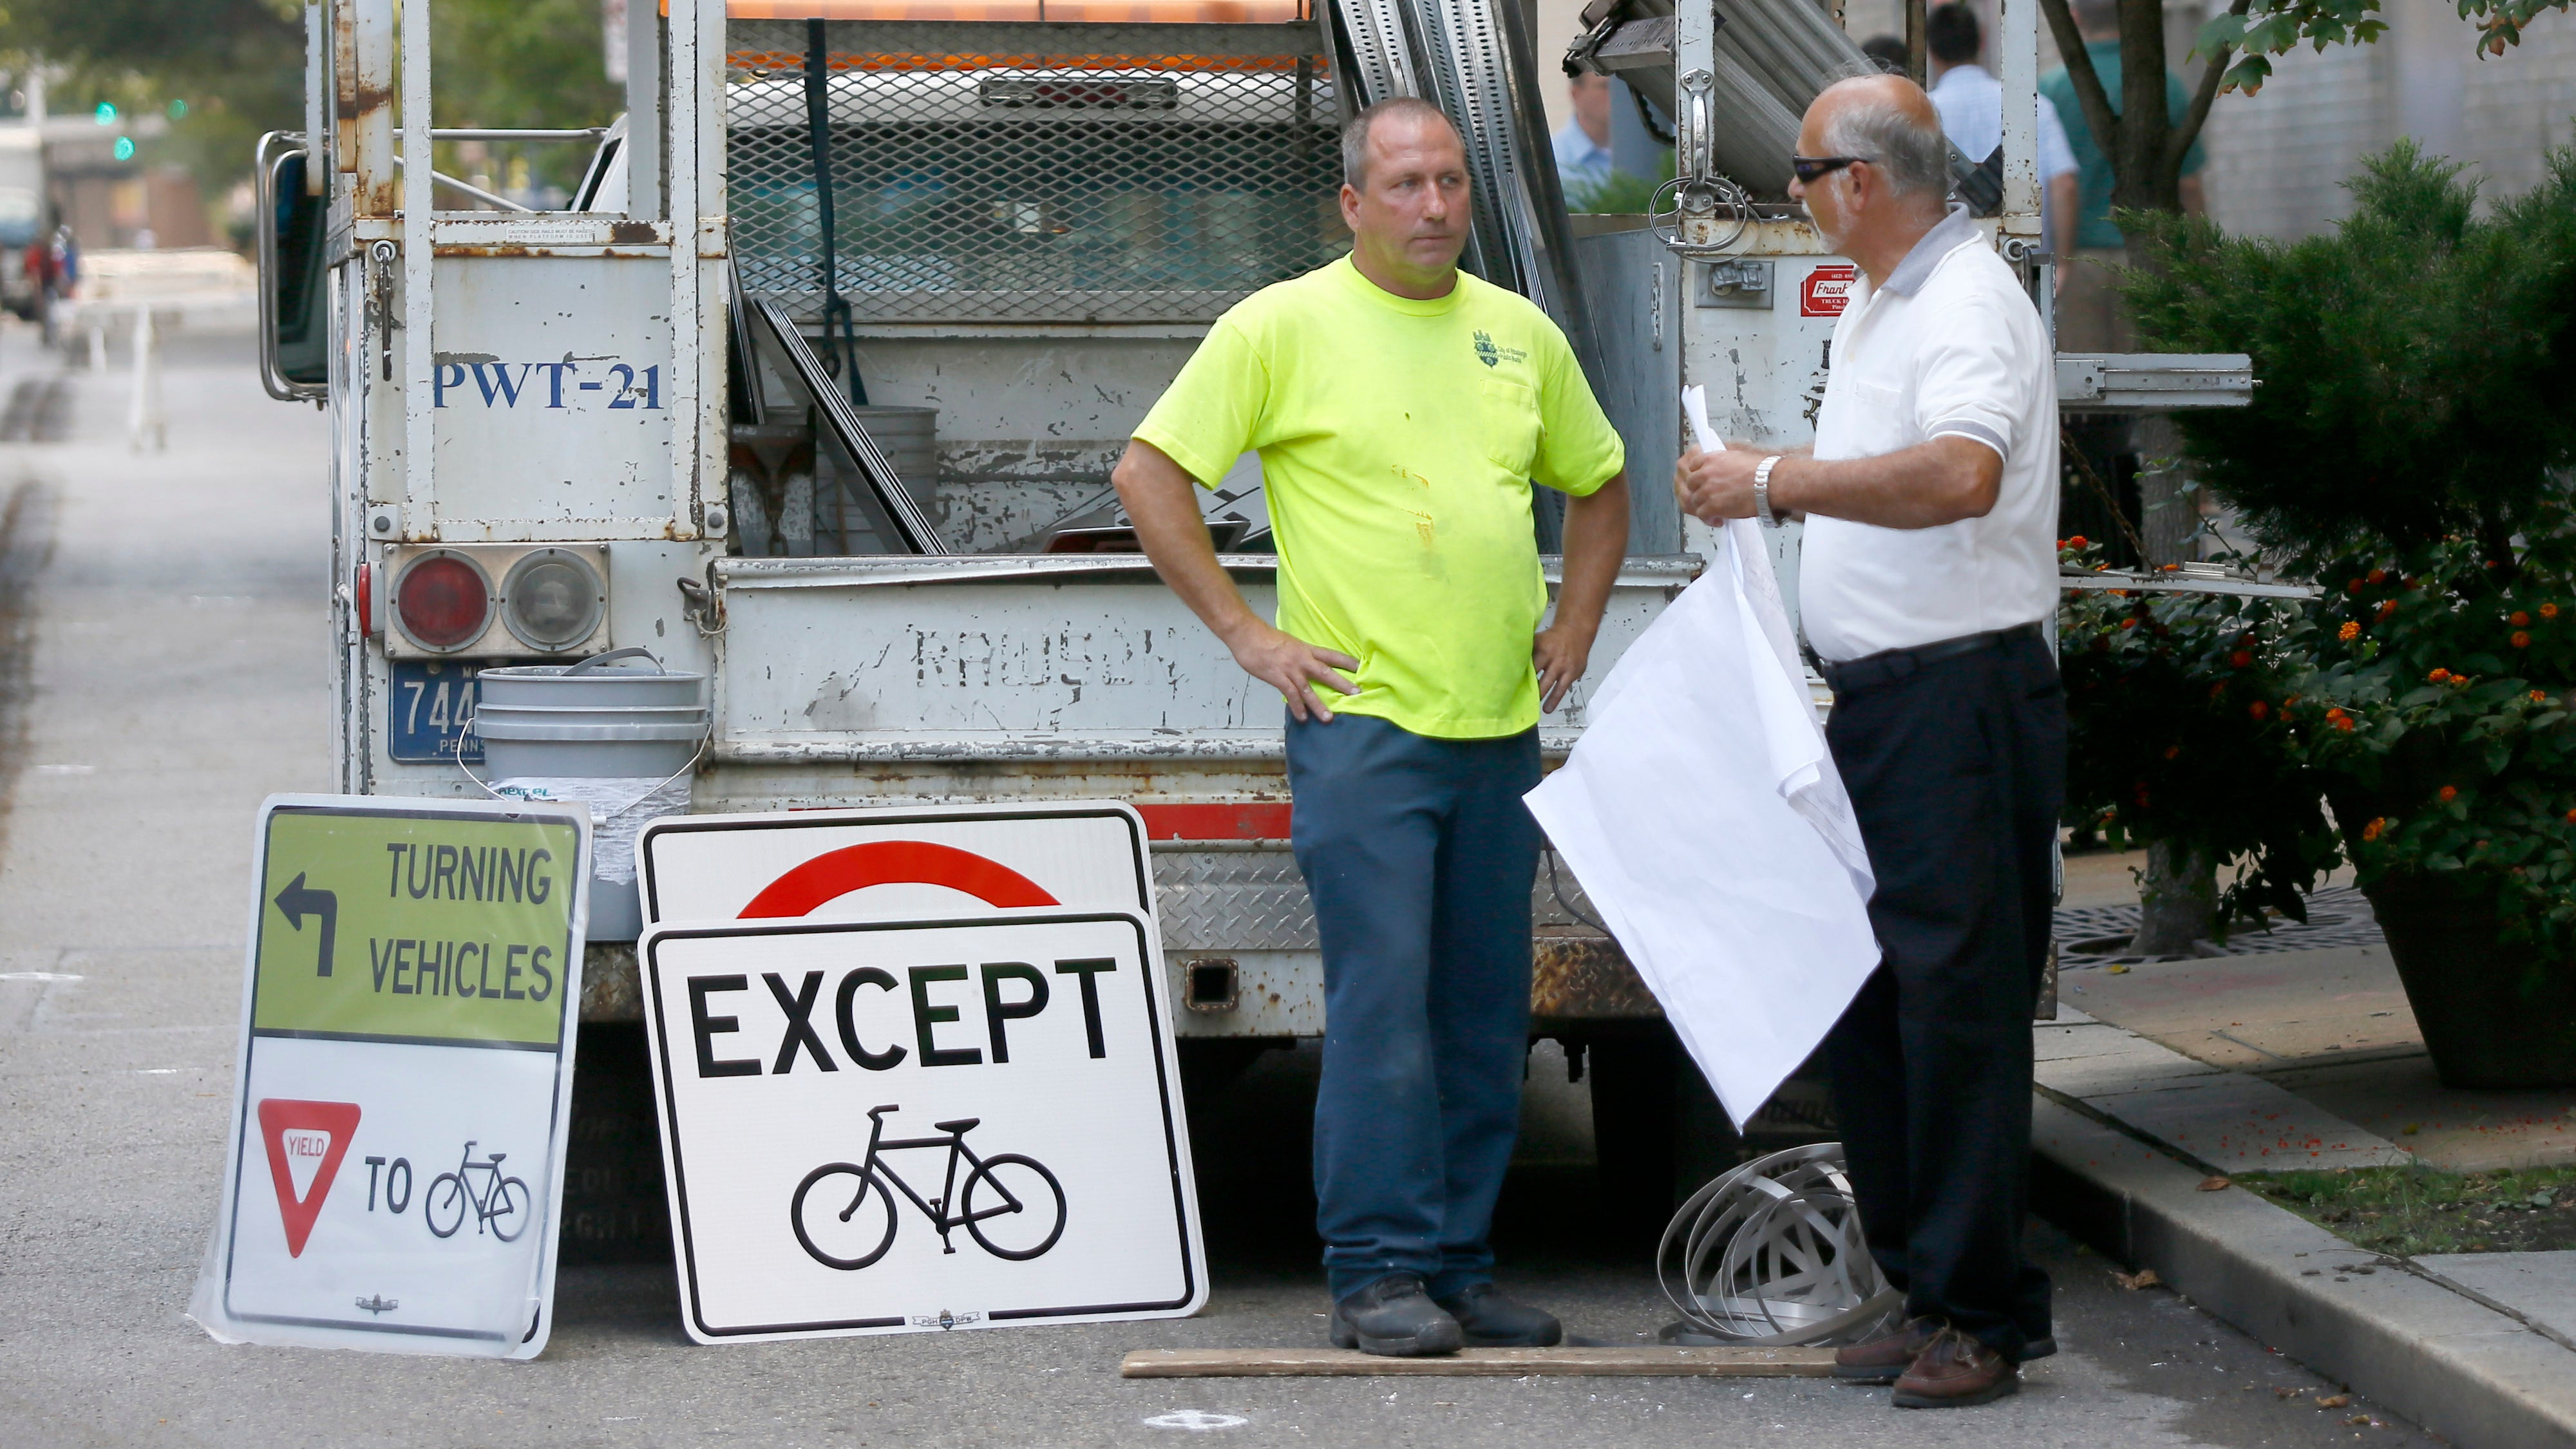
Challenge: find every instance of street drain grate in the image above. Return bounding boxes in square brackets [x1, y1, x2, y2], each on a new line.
[2055, 886, 2384, 967]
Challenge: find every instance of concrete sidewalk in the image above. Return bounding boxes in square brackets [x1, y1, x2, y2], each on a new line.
[2036, 941, 2576, 1448]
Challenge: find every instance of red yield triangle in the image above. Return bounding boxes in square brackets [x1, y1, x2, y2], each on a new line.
[256, 1099, 361, 1258]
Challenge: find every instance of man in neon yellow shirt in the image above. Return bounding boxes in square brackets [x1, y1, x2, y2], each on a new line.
[1113, 97, 1630, 1357]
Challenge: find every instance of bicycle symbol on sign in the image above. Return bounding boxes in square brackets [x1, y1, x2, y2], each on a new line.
[791, 1105, 1067, 1270]
[424, 1141, 531, 1242]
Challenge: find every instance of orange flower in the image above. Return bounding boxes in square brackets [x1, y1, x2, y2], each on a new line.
[2334, 716, 2356, 732]
[2362, 817, 2385, 841]
[2514, 630, 2532, 649]
[2285, 694, 2302, 707]
[2325, 706, 2347, 719]
[2564, 808, 2576, 825]
[2439, 786, 2459, 802]
[2378, 599, 2398, 620]
[2545, 602, 2561, 620]
[2230, 650, 2254, 668]
[2534, 691, 2551, 704]
[2430, 668, 2452, 683]
[2249, 701, 2269, 719]
[2120, 617, 2139, 630]
[2338, 621, 2361, 641]
[2368, 569, 2389, 585]
[2346, 578, 2366, 595]
[2067, 535, 2089, 549]
[2512, 611, 2532, 627]
[2164, 745, 2182, 759]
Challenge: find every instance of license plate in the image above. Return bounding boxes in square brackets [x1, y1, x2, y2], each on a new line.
[387, 659, 485, 764]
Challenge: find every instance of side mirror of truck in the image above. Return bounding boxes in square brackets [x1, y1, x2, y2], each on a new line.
[257, 133, 329, 401]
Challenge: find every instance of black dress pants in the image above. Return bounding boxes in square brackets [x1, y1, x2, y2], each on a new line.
[1821, 629, 2064, 1361]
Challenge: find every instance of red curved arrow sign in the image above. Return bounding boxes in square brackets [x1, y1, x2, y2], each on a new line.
[737, 840, 1060, 918]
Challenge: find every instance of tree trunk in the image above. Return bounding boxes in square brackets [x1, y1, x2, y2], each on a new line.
[2133, 412, 2197, 564]
[2131, 839, 2215, 956]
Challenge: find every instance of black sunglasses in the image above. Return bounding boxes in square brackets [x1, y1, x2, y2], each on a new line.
[1790, 154, 1870, 185]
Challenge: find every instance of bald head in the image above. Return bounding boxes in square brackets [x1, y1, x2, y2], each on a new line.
[1804, 74, 1949, 200]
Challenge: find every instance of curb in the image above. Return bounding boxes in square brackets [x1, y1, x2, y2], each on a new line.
[2032, 1092, 2576, 1449]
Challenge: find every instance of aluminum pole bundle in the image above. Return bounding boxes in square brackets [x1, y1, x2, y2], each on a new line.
[1320, 0, 1596, 377]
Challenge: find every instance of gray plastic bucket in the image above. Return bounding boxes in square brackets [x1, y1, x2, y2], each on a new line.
[476, 651, 709, 779]
[473, 649, 708, 941]
[849, 404, 938, 521]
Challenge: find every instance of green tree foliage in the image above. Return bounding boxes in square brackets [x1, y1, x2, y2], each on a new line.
[2118, 142, 2576, 571]
[0, 1, 305, 213]
[2200, 0, 2571, 96]
[431, 0, 626, 193]
[0, 0, 623, 209]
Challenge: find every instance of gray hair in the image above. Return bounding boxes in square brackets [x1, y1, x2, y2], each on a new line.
[1819, 91, 1949, 198]
[1340, 96, 1461, 190]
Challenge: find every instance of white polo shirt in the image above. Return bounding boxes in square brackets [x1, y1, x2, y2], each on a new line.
[1797, 205, 2060, 663]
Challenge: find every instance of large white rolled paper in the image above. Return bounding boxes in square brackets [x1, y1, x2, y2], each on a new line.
[1526, 391, 1879, 1128]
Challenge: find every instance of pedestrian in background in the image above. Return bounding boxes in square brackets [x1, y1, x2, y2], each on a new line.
[2042, 0, 2208, 348]
[1113, 97, 1631, 1358]
[1926, 2, 2079, 272]
[1554, 70, 1617, 201]
[1673, 73, 2061, 1409]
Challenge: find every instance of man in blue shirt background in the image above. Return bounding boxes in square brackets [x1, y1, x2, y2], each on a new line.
[1553, 71, 1617, 205]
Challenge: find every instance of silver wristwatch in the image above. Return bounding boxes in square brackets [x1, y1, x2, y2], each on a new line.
[1754, 455, 1785, 526]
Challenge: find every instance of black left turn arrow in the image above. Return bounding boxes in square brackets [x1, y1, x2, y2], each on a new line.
[273, 873, 339, 978]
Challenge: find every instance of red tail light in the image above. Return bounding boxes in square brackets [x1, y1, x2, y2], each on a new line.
[392, 553, 491, 651]
[354, 562, 374, 638]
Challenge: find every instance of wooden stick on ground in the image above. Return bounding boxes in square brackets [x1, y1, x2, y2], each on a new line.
[1119, 1347, 1839, 1378]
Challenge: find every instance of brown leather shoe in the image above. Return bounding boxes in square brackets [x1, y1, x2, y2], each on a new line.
[1892, 1327, 2020, 1408]
[1831, 1316, 1940, 1384]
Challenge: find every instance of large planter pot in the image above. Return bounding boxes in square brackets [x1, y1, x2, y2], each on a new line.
[2363, 872, 2576, 1088]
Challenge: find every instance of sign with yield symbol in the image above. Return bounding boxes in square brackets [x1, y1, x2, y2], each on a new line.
[641, 909, 1204, 1344]
[189, 794, 591, 1359]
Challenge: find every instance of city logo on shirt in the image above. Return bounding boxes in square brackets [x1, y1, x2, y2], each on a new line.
[1472, 330, 1527, 368]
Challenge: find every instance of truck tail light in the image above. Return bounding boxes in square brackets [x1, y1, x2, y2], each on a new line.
[354, 562, 374, 638]
[499, 549, 606, 652]
[392, 553, 491, 651]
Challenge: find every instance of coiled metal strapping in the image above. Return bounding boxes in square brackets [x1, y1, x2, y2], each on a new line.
[1656, 1142, 1902, 1347]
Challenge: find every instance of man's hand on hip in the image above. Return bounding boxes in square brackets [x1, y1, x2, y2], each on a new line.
[1226, 620, 1362, 723]
[1533, 621, 1595, 712]
[1116, 436, 1359, 723]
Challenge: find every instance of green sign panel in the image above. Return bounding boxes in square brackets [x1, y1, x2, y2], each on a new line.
[253, 806, 585, 1050]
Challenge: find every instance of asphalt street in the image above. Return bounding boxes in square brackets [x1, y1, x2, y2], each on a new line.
[0, 328, 2441, 1446]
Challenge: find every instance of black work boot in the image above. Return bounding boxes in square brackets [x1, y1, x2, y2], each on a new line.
[1434, 1282, 1563, 1347]
[1329, 1273, 1464, 1356]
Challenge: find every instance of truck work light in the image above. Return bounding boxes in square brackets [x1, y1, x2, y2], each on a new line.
[500, 549, 607, 652]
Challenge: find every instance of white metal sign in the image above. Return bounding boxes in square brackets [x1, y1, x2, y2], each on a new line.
[639, 802, 1155, 927]
[190, 795, 591, 1357]
[640, 911, 1206, 1342]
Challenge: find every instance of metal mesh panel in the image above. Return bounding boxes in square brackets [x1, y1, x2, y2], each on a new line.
[728, 27, 1348, 325]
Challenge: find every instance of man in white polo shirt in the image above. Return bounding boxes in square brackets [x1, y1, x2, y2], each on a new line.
[1674, 73, 2061, 1410]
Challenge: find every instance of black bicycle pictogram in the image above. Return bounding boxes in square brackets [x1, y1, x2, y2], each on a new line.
[791, 1104, 1066, 1270]
[424, 1141, 530, 1242]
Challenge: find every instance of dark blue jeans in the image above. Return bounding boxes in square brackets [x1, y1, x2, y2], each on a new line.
[1286, 712, 1543, 1301]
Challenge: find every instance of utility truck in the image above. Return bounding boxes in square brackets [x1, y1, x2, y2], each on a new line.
[256, 0, 2231, 1202]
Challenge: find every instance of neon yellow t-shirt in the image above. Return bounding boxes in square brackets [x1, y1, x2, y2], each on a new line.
[1133, 256, 1624, 739]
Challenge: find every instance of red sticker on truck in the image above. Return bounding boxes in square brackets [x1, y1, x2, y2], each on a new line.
[1802, 265, 1858, 317]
